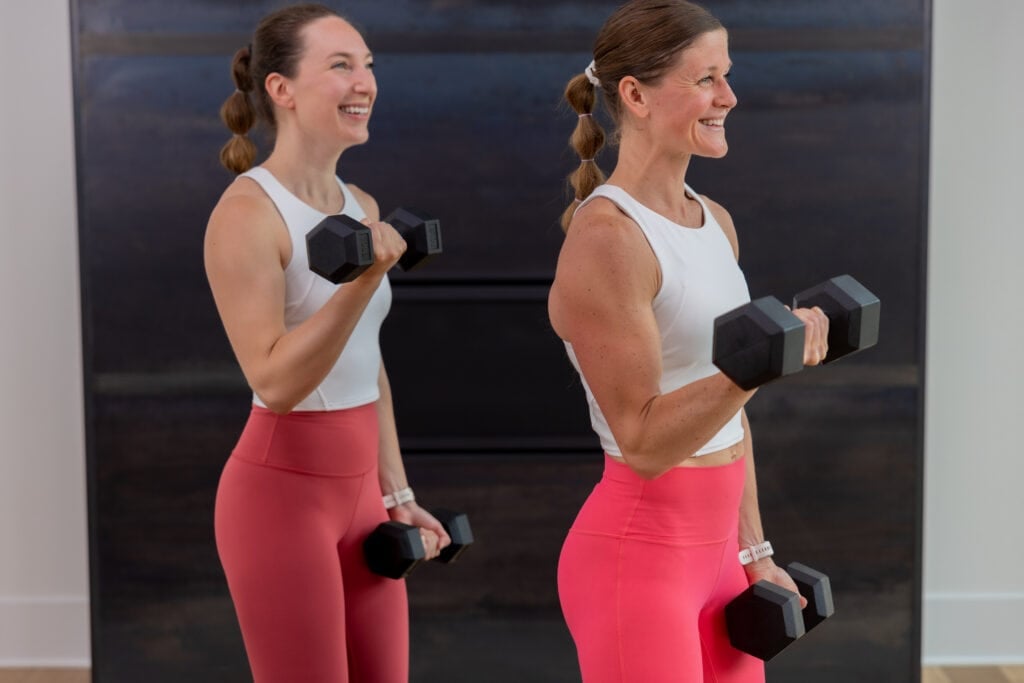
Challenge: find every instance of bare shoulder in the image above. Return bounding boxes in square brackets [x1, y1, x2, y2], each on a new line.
[700, 193, 739, 260]
[550, 196, 659, 336]
[345, 183, 380, 221]
[205, 176, 285, 266]
[210, 176, 277, 229]
[565, 196, 650, 256]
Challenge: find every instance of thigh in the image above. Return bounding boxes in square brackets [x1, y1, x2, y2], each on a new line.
[336, 473, 409, 683]
[559, 531, 712, 683]
[215, 457, 357, 682]
[698, 551, 766, 683]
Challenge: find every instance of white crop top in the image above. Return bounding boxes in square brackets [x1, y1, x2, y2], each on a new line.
[241, 166, 391, 411]
[564, 183, 750, 458]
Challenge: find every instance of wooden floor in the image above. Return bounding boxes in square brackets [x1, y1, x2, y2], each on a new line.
[0, 668, 1022, 682]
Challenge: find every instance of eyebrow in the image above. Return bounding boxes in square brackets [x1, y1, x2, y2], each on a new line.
[327, 51, 373, 61]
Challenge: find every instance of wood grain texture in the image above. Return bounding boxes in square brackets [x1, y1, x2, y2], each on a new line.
[73, 0, 931, 680]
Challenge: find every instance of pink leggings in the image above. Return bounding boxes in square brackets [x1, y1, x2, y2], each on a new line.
[215, 405, 407, 682]
[558, 455, 765, 683]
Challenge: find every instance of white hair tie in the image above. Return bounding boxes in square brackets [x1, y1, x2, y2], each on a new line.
[584, 60, 600, 87]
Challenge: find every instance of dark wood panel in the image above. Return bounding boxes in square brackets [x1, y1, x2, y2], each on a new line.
[89, 391, 917, 681]
[78, 48, 922, 371]
[77, 0, 925, 37]
[75, 1, 929, 681]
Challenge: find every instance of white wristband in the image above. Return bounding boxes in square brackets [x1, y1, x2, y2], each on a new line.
[738, 541, 774, 566]
[382, 487, 415, 510]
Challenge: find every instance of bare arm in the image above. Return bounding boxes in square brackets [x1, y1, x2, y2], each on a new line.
[203, 182, 405, 413]
[736, 412, 807, 604]
[548, 199, 755, 479]
[375, 363, 450, 557]
[737, 410, 766, 550]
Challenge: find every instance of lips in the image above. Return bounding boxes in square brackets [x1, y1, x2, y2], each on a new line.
[339, 104, 370, 116]
[699, 118, 725, 127]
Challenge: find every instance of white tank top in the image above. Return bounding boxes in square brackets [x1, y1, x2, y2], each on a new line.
[564, 183, 750, 457]
[241, 166, 391, 411]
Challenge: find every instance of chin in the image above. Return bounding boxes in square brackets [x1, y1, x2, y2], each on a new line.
[699, 143, 729, 159]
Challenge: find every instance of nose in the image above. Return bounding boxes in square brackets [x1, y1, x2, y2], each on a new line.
[353, 65, 376, 96]
[717, 78, 737, 110]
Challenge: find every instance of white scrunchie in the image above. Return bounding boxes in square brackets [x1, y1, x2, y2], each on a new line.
[584, 60, 600, 87]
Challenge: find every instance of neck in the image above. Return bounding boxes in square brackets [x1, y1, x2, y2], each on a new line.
[608, 133, 693, 214]
[262, 126, 349, 212]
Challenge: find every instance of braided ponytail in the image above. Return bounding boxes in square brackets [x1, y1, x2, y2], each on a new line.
[560, 72, 607, 232]
[218, 46, 258, 174]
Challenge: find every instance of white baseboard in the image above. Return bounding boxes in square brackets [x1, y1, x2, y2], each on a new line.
[923, 592, 1024, 666]
[0, 596, 90, 667]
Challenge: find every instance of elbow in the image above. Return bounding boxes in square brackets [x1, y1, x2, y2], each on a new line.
[621, 455, 671, 480]
[251, 383, 299, 415]
[264, 400, 296, 416]
[617, 436, 671, 480]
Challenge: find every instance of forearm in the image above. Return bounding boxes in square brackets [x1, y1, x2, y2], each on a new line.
[620, 372, 755, 477]
[736, 411, 779, 579]
[736, 411, 766, 548]
[375, 364, 410, 496]
[250, 277, 382, 412]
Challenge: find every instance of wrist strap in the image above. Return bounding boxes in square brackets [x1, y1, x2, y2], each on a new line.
[738, 540, 774, 565]
[382, 487, 415, 510]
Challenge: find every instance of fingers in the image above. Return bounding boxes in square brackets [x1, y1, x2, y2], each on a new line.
[365, 220, 407, 271]
[791, 306, 829, 366]
[419, 528, 441, 560]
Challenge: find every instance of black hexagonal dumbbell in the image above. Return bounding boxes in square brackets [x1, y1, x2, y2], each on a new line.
[306, 214, 375, 284]
[725, 562, 835, 661]
[712, 297, 806, 390]
[792, 274, 880, 363]
[305, 207, 442, 284]
[713, 275, 881, 389]
[363, 509, 474, 580]
[787, 562, 835, 633]
[384, 207, 443, 272]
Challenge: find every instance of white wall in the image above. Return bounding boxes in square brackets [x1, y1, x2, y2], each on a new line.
[922, 0, 1024, 665]
[0, 0, 91, 667]
[1, 0, 1022, 670]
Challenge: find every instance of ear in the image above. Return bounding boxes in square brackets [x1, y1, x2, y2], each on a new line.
[264, 72, 295, 111]
[617, 75, 650, 120]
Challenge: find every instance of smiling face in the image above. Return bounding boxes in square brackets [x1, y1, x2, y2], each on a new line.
[282, 16, 376, 148]
[643, 28, 737, 158]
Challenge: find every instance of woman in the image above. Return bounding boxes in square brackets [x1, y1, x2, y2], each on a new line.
[548, 2, 829, 681]
[204, 4, 449, 681]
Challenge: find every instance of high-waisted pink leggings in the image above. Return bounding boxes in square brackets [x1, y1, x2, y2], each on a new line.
[215, 404, 407, 683]
[558, 455, 765, 683]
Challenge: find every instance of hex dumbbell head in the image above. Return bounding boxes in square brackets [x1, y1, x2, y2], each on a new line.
[306, 214, 375, 284]
[725, 580, 806, 661]
[713, 297, 806, 390]
[792, 275, 880, 363]
[787, 562, 835, 632]
[363, 521, 425, 580]
[384, 207, 442, 272]
[431, 509, 474, 564]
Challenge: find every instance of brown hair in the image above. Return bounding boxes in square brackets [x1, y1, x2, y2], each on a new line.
[219, 3, 343, 174]
[560, 0, 723, 230]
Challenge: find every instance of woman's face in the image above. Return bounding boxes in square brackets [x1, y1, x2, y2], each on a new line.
[644, 28, 737, 159]
[285, 16, 377, 148]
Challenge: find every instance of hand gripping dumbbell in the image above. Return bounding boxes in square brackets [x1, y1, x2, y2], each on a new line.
[363, 509, 474, 580]
[725, 562, 835, 661]
[306, 207, 443, 284]
[712, 274, 880, 390]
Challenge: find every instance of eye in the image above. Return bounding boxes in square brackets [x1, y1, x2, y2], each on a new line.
[332, 61, 351, 71]
[698, 76, 714, 86]
[366, 61, 375, 70]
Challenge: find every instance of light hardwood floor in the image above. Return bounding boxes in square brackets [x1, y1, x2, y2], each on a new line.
[1, 668, 1023, 682]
